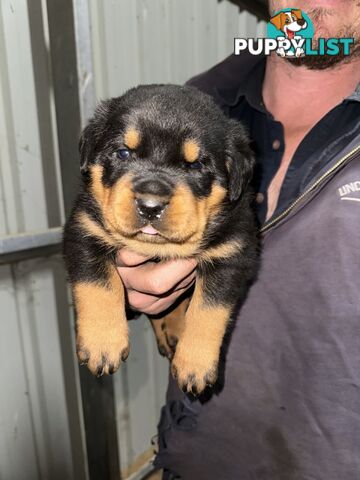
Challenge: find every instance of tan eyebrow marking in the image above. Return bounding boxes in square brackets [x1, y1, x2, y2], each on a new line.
[124, 128, 140, 149]
[183, 139, 200, 163]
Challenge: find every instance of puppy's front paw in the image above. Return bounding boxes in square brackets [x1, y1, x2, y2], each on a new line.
[77, 332, 129, 376]
[171, 341, 219, 395]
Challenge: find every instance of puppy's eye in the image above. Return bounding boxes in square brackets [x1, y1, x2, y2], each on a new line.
[117, 148, 131, 159]
[188, 160, 203, 170]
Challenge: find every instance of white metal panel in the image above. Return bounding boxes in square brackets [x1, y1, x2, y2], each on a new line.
[193, 0, 219, 74]
[90, 0, 266, 99]
[0, 258, 83, 480]
[14, 257, 82, 480]
[0, 3, 23, 235]
[0, 0, 47, 233]
[0, 263, 40, 480]
[0, 1, 86, 479]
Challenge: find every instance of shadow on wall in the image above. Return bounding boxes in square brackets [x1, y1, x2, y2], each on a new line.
[224, 0, 268, 21]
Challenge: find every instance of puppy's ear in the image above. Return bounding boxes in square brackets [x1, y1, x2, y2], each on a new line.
[270, 12, 285, 31]
[291, 9, 302, 20]
[225, 120, 254, 202]
[79, 100, 111, 173]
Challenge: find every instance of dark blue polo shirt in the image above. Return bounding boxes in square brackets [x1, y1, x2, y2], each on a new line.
[195, 54, 360, 224]
[157, 53, 360, 480]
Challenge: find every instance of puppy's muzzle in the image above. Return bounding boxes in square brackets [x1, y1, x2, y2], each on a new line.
[133, 178, 171, 221]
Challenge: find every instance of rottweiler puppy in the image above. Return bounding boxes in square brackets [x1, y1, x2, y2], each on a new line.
[63, 84, 258, 394]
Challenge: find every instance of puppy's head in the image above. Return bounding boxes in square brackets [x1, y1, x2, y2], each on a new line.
[270, 9, 307, 37]
[79, 85, 253, 257]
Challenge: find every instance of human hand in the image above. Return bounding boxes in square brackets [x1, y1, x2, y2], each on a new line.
[116, 249, 197, 315]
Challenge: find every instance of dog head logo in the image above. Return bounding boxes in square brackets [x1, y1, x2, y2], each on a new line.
[267, 8, 314, 58]
[270, 9, 307, 40]
[235, 9, 353, 59]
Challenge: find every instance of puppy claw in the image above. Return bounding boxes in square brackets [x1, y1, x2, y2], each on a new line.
[171, 343, 219, 395]
[157, 339, 175, 360]
[77, 347, 90, 364]
[171, 363, 178, 380]
[167, 335, 179, 349]
[76, 335, 130, 377]
[121, 346, 130, 362]
[158, 344, 168, 357]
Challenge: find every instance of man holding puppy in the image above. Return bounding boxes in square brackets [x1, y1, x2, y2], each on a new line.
[117, 1, 360, 478]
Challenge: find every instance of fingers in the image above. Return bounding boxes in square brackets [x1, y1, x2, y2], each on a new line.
[116, 248, 150, 267]
[118, 257, 197, 295]
[126, 271, 196, 308]
[116, 247, 197, 315]
[128, 282, 195, 315]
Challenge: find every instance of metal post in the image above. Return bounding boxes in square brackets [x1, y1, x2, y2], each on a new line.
[45, 1, 121, 478]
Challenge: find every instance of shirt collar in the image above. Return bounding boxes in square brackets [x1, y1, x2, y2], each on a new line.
[215, 53, 267, 112]
[346, 83, 360, 102]
[215, 53, 360, 110]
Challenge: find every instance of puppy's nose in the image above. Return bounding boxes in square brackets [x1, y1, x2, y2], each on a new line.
[297, 18, 305, 26]
[133, 178, 172, 220]
[136, 197, 168, 220]
[133, 179, 172, 197]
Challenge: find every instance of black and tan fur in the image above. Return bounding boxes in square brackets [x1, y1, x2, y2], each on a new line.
[63, 84, 258, 394]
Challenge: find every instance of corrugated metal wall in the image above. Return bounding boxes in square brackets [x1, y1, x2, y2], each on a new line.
[0, 1, 86, 479]
[0, 1, 265, 478]
[90, 0, 266, 98]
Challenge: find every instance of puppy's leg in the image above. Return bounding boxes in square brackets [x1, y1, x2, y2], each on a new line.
[150, 297, 189, 359]
[170, 250, 256, 395]
[171, 273, 232, 395]
[150, 317, 171, 358]
[163, 297, 189, 351]
[74, 267, 129, 376]
[64, 212, 129, 376]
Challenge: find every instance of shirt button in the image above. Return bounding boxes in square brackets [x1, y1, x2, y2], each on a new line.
[272, 139, 281, 150]
[256, 193, 265, 204]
